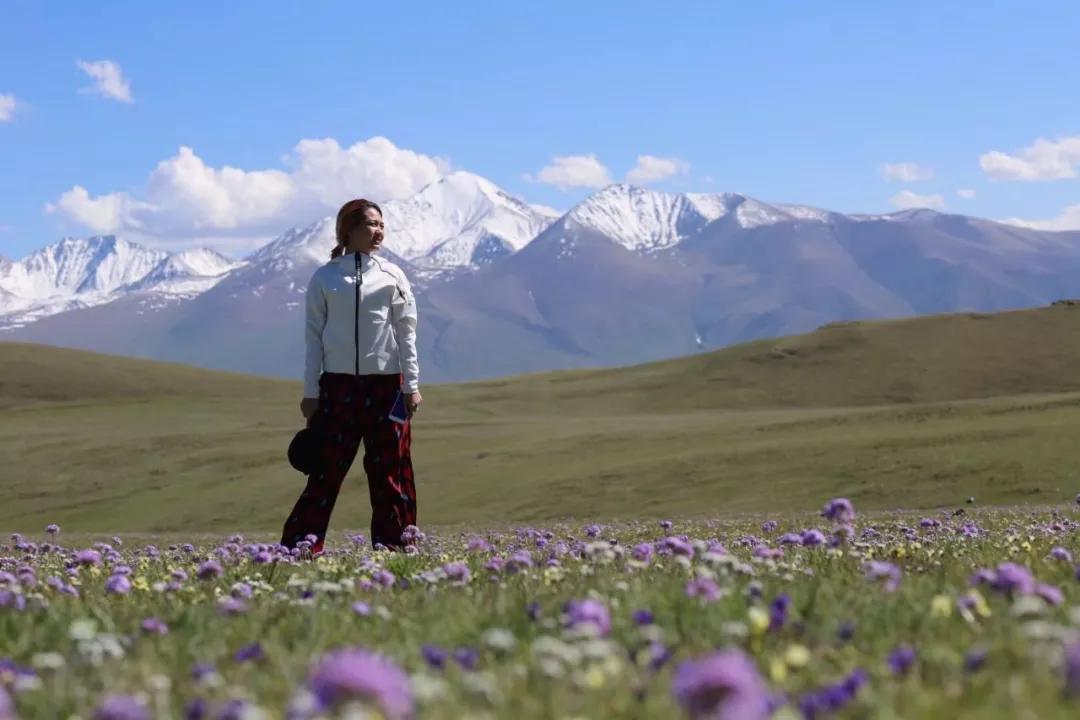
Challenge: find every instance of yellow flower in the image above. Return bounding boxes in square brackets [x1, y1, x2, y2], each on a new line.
[930, 594, 952, 618]
[132, 577, 150, 592]
[784, 644, 811, 669]
[748, 607, 770, 636]
[769, 656, 788, 682]
[582, 665, 606, 689]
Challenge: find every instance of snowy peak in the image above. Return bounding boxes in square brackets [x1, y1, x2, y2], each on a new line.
[381, 171, 556, 269]
[169, 248, 243, 277]
[562, 184, 840, 250]
[0, 236, 247, 324]
[248, 217, 337, 269]
[564, 184, 738, 251]
[127, 247, 247, 294]
[1, 235, 168, 300]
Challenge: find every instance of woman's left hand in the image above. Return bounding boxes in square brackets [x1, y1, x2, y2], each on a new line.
[406, 391, 423, 414]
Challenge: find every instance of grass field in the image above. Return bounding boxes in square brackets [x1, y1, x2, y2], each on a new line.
[3, 303, 1080, 534]
[5, 306, 1080, 718]
[4, 504, 1080, 719]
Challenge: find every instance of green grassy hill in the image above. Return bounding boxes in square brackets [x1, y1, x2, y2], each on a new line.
[4, 303, 1080, 533]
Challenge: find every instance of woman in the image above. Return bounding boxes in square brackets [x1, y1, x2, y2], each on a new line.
[280, 198, 422, 555]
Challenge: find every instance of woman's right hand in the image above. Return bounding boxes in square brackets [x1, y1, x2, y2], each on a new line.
[300, 397, 319, 423]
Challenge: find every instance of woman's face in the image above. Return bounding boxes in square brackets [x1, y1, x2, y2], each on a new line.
[347, 207, 385, 254]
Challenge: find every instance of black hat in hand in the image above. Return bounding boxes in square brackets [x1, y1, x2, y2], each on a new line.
[287, 426, 322, 475]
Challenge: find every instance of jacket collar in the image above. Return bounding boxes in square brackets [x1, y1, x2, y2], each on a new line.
[332, 250, 373, 267]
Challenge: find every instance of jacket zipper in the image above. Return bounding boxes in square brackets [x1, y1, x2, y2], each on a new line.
[354, 252, 361, 376]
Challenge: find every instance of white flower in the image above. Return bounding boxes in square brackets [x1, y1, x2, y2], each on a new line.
[481, 628, 516, 653]
[68, 619, 97, 641]
[31, 652, 65, 670]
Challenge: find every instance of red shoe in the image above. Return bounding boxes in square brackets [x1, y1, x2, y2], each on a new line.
[310, 538, 325, 558]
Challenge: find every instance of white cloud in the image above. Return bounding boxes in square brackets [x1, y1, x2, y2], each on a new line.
[956, 188, 977, 199]
[625, 155, 689, 184]
[525, 154, 612, 190]
[1002, 204, 1080, 231]
[0, 93, 18, 121]
[46, 136, 450, 250]
[889, 190, 945, 210]
[76, 59, 134, 103]
[880, 162, 934, 182]
[979, 136, 1080, 181]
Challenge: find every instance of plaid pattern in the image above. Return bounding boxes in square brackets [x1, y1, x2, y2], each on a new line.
[281, 371, 416, 551]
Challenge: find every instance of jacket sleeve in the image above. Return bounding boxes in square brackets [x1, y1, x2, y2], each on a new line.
[303, 271, 327, 399]
[390, 270, 420, 393]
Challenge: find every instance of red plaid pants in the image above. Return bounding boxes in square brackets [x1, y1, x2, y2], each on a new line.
[281, 372, 416, 551]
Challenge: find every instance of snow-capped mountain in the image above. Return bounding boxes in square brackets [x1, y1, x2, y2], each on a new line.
[0, 236, 243, 329]
[555, 184, 839, 255]
[7, 174, 1080, 385]
[380, 171, 559, 270]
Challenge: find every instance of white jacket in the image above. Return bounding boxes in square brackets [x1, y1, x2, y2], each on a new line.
[303, 250, 419, 398]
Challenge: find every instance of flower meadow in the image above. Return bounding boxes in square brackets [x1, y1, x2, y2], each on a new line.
[4, 499, 1080, 719]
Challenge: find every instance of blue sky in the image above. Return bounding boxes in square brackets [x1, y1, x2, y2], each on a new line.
[2, 0, 1080, 258]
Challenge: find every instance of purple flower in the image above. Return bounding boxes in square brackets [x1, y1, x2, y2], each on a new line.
[632, 608, 655, 626]
[991, 563, 1036, 595]
[453, 647, 479, 671]
[645, 640, 673, 671]
[671, 648, 770, 720]
[421, 644, 447, 669]
[660, 520, 673, 531]
[215, 699, 257, 720]
[964, 647, 988, 673]
[373, 569, 396, 588]
[564, 598, 612, 637]
[307, 647, 413, 719]
[506, 550, 534, 572]
[400, 525, 425, 546]
[352, 601, 371, 616]
[190, 662, 217, 682]
[584, 524, 601, 538]
[1065, 638, 1080, 698]
[887, 645, 916, 675]
[752, 544, 782, 560]
[1036, 583, 1065, 606]
[863, 560, 902, 592]
[768, 594, 790, 632]
[0, 687, 13, 720]
[233, 643, 264, 663]
[442, 562, 471, 584]
[761, 520, 779, 534]
[821, 498, 855, 524]
[45, 524, 60, 535]
[141, 618, 168, 635]
[93, 694, 150, 720]
[183, 697, 207, 720]
[798, 668, 867, 716]
[526, 600, 541, 621]
[663, 536, 695, 557]
[632, 543, 655, 563]
[196, 560, 223, 580]
[685, 578, 722, 603]
[105, 574, 132, 595]
[1051, 547, 1073, 563]
[217, 597, 248, 615]
[801, 529, 826, 547]
[778, 533, 802, 546]
[465, 536, 491, 552]
[75, 549, 102, 566]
